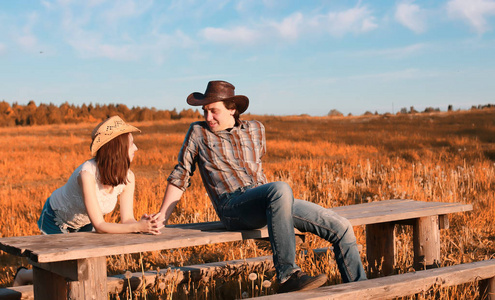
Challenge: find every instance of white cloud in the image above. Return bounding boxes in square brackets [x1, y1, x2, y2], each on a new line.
[102, 0, 153, 25]
[271, 12, 304, 40]
[447, 0, 495, 34]
[201, 26, 260, 45]
[236, 0, 283, 12]
[202, 4, 378, 46]
[13, 12, 40, 52]
[0, 43, 6, 55]
[312, 5, 378, 37]
[66, 28, 194, 62]
[353, 43, 427, 58]
[235, 0, 254, 12]
[17, 35, 38, 49]
[395, 1, 427, 33]
[49, 0, 193, 62]
[349, 68, 436, 82]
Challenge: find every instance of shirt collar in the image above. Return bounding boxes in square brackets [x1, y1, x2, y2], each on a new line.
[208, 120, 245, 135]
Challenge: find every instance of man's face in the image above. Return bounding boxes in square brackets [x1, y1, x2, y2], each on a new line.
[203, 101, 236, 132]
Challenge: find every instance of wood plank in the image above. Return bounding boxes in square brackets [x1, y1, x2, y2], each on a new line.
[0, 200, 472, 263]
[413, 216, 440, 270]
[480, 275, 495, 300]
[0, 247, 342, 300]
[0, 227, 266, 263]
[332, 200, 472, 226]
[67, 257, 107, 300]
[259, 259, 495, 299]
[0, 285, 33, 300]
[366, 223, 395, 276]
[32, 266, 67, 300]
[30, 260, 79, 281]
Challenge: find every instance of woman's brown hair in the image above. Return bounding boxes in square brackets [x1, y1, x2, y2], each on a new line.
[95, 133, 130, 186]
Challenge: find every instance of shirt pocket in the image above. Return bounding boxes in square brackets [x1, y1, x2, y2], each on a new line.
[206, 139, 233, 158]
[239, 137, 262, 163]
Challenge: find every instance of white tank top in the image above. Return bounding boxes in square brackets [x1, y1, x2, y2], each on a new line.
[49, 159, 127, 230]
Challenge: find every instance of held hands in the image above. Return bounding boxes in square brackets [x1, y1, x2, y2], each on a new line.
[138, 213, 164, 235]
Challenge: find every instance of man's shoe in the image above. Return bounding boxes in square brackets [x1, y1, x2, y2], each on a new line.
[278, 271, 327, 293]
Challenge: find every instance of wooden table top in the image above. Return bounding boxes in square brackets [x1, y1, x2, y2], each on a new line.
[0, 200, 472, 263]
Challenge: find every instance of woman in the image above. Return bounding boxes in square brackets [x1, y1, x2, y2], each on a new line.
[14, 115, 162, 286]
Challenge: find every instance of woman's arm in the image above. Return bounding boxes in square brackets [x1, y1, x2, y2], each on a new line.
[80, 171, 162, 234]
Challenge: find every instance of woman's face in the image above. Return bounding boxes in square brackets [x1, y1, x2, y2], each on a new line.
[128, 133, 138, 162]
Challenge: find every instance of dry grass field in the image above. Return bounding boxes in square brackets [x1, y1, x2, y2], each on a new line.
[0, 108, 494, 299]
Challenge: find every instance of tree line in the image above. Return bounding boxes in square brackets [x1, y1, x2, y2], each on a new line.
[0, 101, 203, 127]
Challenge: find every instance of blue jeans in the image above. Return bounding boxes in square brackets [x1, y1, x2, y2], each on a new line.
[216, 182, 367, 283]
[37, 198, 93, 234]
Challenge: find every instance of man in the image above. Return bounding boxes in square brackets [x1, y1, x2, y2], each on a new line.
[158, 80, 366, 293]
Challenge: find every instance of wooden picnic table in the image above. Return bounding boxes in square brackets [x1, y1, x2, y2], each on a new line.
[0, 199, 473, 300]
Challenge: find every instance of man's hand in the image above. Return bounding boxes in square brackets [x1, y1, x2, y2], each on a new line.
[138, 213, 164, 235]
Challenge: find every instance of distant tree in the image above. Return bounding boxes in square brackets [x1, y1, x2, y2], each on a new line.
[170, 108, 180, 120]
[448, 105, 453, 112]
[33, 104, 49, 125]
[78, 103, 91, 119]
[154, 110, 172, 120]
[0, 101, 15, 126]
[400, 107, 408, 114]
[47, 103, 63, 124]
[328, 109, 343, 117]
[363, 111, 373, 116]
[179, 108, 201, 119]
[424, 107, 440, 113]
[136, 108, 153, 121]
[116, 104, 131, 119]
[0, 101, 12, 115]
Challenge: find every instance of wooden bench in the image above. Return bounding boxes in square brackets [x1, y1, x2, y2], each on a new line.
[257, 259, 495, 299]
[0, 199, 472, 299]
[0, 246, 342, 299]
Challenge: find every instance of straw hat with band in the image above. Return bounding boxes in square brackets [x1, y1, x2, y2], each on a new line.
[186, 80, 249, 114]
[90, 116, 141, 156]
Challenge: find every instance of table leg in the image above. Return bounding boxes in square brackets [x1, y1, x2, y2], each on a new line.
[413, 216, 441, 270]
[33, 266, 69, 300]
[480, 276, 495, 300]
[32, 257, 108, 300]
[366, 223, 396, 276]
[69, 257, 108, 299]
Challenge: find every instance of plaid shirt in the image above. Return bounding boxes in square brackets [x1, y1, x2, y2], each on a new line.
[168, 120, 268, 208]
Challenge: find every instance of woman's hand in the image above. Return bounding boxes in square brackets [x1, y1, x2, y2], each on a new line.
[138, 213, 163, 235]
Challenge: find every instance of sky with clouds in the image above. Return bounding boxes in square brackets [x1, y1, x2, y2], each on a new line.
[1, 0, 495, 116]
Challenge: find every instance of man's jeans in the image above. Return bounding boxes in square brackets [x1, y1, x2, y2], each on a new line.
[216, 182, 367, 283]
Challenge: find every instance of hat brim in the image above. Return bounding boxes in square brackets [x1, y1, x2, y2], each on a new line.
[187, 93, 249, 114]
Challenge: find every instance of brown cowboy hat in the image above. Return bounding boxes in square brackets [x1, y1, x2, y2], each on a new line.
[186, 80, 249, 114]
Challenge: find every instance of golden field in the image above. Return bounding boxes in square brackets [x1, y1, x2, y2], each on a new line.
[0, 109, 494, 299]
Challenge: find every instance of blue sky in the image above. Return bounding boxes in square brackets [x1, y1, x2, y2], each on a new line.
[1, 0, 495, 116]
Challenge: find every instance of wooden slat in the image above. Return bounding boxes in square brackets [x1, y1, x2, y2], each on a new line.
[0, 247, 342, 300]
[258, 259, 495, 300]
[0, 285, 33, 300]
[0, 228, 259, 263]
[332, 199, 472, 226]
[0, 200, 473, 263]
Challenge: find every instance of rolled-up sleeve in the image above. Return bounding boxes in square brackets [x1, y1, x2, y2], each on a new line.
[260, 122, 266, 159]
[167, 124, 198, 191]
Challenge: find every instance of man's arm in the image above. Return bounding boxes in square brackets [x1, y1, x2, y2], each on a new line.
[158, 183, 184, 225]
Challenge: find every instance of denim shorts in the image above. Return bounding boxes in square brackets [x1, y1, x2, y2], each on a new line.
[37, 198, 93, 234]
